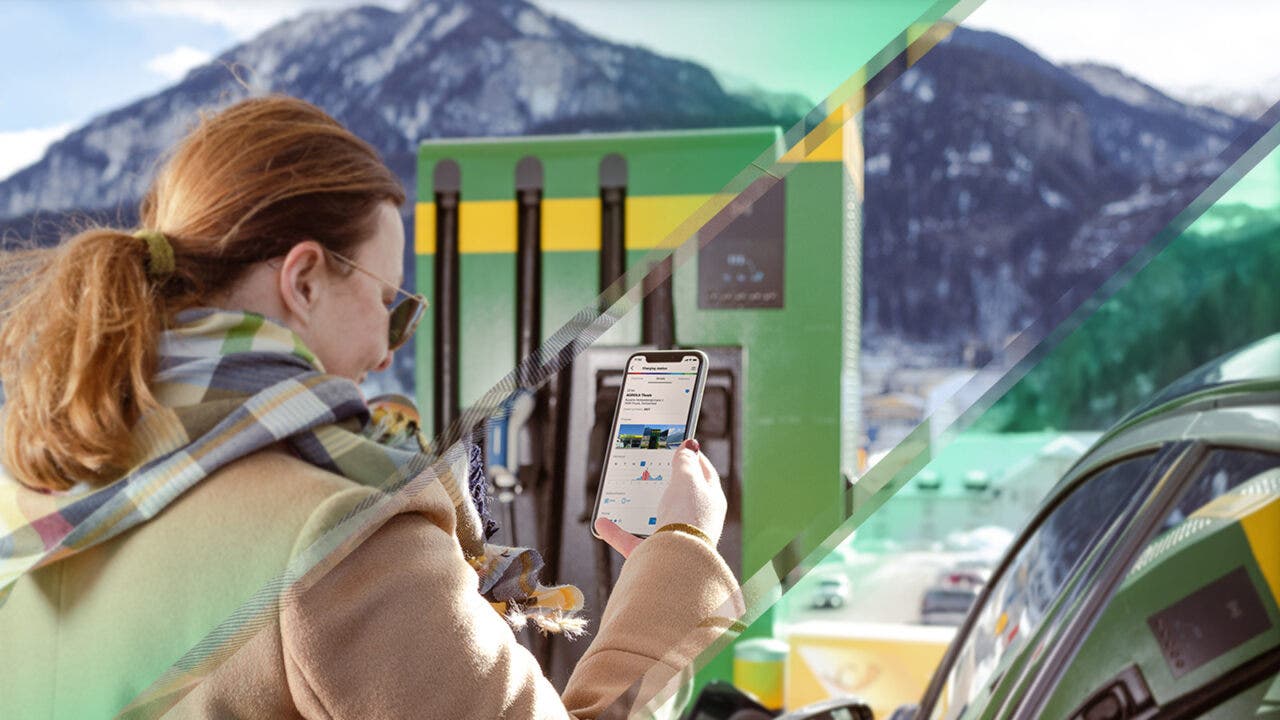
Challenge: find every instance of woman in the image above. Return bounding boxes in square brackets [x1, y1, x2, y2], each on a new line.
[0, 96, 740, 718]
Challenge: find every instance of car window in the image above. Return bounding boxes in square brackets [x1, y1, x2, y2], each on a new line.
[924, 453, 1157, 720]
[1032, 448, 1280, 719]
[1152, 447, 1280, 536]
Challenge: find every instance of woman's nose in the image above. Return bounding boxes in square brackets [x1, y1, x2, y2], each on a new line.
[373, 349, 393, 373]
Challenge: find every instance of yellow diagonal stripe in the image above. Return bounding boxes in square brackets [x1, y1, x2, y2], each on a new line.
[1240, 496, 1280, 605]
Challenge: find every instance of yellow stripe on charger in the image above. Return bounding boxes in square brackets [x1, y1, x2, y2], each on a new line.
[416, 195, 714, 255]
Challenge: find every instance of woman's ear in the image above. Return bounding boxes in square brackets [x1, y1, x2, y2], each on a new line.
[277, 241, 328, 322]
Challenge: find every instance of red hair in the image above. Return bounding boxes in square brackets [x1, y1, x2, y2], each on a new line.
[0, 96, 405, 490]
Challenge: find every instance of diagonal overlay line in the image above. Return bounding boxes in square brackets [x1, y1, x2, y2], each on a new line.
[122, 0, 1002, 715]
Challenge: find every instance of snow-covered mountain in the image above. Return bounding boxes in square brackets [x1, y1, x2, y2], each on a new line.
[0, 12, 1266, 372]
[857, 28, 1259, 352]
[1066, 62, 1244, 141]
[1174, 75, 1280, 120]
[0, 0, 792, 221]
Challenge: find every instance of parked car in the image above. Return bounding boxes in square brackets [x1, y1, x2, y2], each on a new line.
[933, 561, 991, 591]
[811, 574, 852, 609]
[920, 585, 981, 626]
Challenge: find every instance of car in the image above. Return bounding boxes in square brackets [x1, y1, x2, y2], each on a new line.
[689, 335, 1280, 719]
[811, 574, 851, 609]
[907, 333, 1280, 720]
[932, 561, 991, 591]
[920, 585, 981, 626]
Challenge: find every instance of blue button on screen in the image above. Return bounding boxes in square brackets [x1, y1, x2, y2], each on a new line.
[648, 517, 657, 525]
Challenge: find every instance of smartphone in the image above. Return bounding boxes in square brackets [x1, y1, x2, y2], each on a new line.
[592, 350, 709, 539]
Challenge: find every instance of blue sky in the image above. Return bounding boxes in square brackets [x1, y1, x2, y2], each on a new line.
[2, 2, 235, 130]
[1, 0, 1277, 180]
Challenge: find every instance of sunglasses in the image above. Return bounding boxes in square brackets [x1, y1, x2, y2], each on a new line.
[325, 249, 428, 351]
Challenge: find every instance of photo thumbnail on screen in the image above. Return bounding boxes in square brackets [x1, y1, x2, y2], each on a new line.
[614, 423, 688, 450]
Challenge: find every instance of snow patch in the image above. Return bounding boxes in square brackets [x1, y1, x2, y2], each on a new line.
[1102, 184, 1167, 216]
[901, 68, 920, 91]
[351, 5, 437, 87]
[944, 147, 969, 178]
[866, 153, 890, 174]
[82, 117, 144, 183]
[1072, 63, 1161, 109]
[386, 97, 434, 141]
[515, 8, 555, 37]
[900, 68, 934, 102]
[432, 3, 470, 40]
[967, 141, 992, 164]
[511, 41, 571, 121]
[525, 86, 558, 119]
[1038, 185, 1069, 209]
[916, 77, 935, 103]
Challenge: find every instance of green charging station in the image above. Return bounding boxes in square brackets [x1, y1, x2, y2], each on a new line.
[414, 123, 859, 692]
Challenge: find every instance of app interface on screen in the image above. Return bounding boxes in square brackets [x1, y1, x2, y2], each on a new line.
[598, 355, 701, 534]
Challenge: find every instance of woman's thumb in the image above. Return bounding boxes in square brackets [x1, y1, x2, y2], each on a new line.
[595, 517, 642, 559]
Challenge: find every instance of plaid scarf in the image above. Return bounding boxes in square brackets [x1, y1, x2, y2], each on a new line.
[0, 308, 583, 633]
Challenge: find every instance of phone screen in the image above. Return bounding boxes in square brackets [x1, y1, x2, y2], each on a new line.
[594, 351, 707, 537]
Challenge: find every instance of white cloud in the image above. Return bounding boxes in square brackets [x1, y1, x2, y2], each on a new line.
[0, 123, 77, 182]
[122, 0, 411, 40]
[145, 45, 213, 80]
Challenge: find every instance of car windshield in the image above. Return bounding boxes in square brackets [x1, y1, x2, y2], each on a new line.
[923, 453, 1156, 720]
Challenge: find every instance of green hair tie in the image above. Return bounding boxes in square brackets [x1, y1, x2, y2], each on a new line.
[132, 229, 175, 278]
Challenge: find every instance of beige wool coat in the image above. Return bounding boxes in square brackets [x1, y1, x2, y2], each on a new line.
[0, 447, 744, 719]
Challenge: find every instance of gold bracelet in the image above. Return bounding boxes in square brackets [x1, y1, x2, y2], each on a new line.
[654, 522, 714, 546]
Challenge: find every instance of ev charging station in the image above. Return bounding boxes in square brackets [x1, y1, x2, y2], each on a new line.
[413, 123, 860, 688]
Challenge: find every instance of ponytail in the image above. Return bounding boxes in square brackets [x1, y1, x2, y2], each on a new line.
[0, 229, 163, 490]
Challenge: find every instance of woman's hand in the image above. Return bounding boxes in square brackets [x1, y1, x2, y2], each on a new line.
[594, 438, 727, 559]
